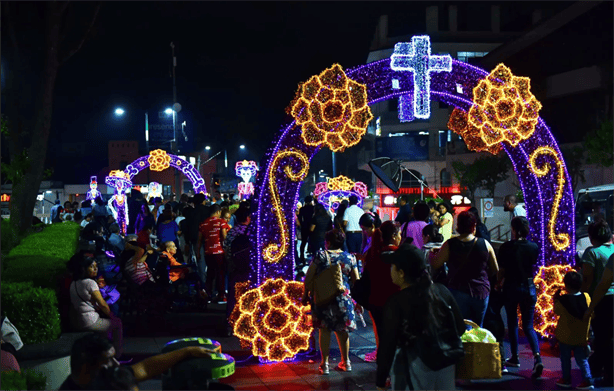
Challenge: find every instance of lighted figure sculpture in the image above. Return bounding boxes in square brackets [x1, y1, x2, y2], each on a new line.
[313, 175, 368, 212]
[235, 160, 258, 199]
[229, 34, 577, 362]
[105, 170, 132, 235]
[147, 182, 163, 202]
[86, 176, 102, 201]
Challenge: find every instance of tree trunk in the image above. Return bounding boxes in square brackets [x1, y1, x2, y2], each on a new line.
[9, 3, 62, 234]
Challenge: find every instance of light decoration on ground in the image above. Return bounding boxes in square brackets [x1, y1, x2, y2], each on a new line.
[124, 152, 207, 195]
[313, 175, 368, 212]
[529, 146, 570, 251]
[231, 278, 312, 362]
[105, 170, 132, 235]
[262, 149, 309, 263]
[235, 160, 258, 199]
[390, 35, 452, 119]
[86, 176, 102, 201]
[147, 149, 172, 171]
[146, 182, 163, 201]
[289, 64, 373, 152]
[467, 64, 542, 148]
[532, 264, 574, 337]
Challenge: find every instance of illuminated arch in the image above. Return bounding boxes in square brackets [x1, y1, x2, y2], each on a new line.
[238, 35, 575, 359]
[123, 149, 207, 195]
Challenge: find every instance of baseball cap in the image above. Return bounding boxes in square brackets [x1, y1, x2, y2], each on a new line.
[381, 242, 428, 280]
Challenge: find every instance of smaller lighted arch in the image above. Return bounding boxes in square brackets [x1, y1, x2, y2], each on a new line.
[124, 150, 207, 195]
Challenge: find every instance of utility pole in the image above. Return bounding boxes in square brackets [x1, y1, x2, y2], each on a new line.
[171, 42, 182, 196]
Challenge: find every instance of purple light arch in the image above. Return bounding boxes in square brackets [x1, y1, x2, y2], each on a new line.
[250, 56, 575, 286]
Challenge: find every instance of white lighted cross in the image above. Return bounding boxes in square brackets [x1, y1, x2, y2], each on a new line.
[390, 35, 452, 119]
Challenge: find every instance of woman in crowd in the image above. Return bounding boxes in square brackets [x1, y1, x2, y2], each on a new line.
[309, 203, 333, 255]
[432, 211, 498, 327]
[302, 229, 359, 375]
[135, 204, 155, 235]
[496, 216, 542, 377]
[401, 201, 430, 248]
[376, 243, 465, 390]
[156, 210, 181, 249]
[68, 253, 123, 358]
[359, 212, 381, 262]
[363, 221, 402, 363]
[435, 201, 454, 242]
[580, 220, 614, 383]
[334, 202, 349, 252]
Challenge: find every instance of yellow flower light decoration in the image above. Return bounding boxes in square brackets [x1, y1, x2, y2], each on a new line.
[529, 146, 570, 251]
[327, 175, 355, 191]
[447, 108, 502, 155]
[263, 149, 309, 263]
[232, 278, 312, 362]
[532, 264, 574, 337]
[467, 64, 542, 148]
[108, 170, 129, 179]
[290, 64, 373, 152]
[148, 149, 171, 171]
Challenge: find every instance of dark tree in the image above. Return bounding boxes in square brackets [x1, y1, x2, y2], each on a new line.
[1, 2, 100, 234]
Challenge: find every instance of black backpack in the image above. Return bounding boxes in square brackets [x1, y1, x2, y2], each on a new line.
[403, 289, 465, 371]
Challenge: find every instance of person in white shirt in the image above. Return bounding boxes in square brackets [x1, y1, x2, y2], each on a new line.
[504, 195, 526, 221]
[343, 195, 365, 254]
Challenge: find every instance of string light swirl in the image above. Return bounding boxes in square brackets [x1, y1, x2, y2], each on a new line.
[289, 64, 373, 152]
[263, 149, 309, 263]
[529, 146, 570, 251]
[231, 278, 312, 362]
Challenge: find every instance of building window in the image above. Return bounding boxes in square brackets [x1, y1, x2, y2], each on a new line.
[457, 51, 489, 63]
[441, 169, 452, 186]
[163, 185, 172, 198]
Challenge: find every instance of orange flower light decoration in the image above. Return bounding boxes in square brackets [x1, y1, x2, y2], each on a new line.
[327, 175, 355, 191]
[232, 278, 312, 362]
[532, 264, 574, 337]
[290, 64, 373, 152]
[447, 108, 502, 155]
[451, 64, 542, 152]
[148, 149, 172, 171]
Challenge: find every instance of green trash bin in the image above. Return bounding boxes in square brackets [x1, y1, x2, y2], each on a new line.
[161, 337, 235, 390]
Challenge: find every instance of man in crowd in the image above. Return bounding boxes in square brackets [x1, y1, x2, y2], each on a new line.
[60, 333, 215, 390]
[198, 204, 231, 302]
[343, 195, 365, 254]
[298, 196, 315, 263]
[504, 194, 526, 221]
[50, 199, 62, 222]
[394, 195, 412, 225]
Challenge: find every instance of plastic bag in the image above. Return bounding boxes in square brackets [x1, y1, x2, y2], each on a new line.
[461, 326, 496, 343]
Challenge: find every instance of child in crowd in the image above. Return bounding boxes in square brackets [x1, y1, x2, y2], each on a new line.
[554, 271, 594, 389]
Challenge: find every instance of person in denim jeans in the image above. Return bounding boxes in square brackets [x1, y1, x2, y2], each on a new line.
[497, 216, 543, 378]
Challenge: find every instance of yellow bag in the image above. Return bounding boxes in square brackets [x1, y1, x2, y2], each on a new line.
[455, 320, 502, 380]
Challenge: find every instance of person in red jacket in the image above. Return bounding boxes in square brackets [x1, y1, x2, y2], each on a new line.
[363, 220, 402, 363]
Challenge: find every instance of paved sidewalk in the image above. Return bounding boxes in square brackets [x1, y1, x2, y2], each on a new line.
[122, 303, 613, 390]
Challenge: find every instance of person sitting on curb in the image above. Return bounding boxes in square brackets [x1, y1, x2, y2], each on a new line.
[59, 333, 216, 390]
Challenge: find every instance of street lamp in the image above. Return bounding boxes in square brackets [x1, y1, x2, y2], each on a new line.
[114, 108, 125, 116]
[164, 108, 173, 115]
[205, 146, 211, 151]
[239, 145, 246, 150]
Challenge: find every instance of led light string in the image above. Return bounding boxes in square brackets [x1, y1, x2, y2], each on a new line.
[262, 149, 309, 263]
[529, 146, 570, 251]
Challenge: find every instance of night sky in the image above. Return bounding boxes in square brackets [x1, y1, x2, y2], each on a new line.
[44, 2, 434, 183]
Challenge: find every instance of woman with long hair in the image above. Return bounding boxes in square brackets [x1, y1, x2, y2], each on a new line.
[432, 211, 498, 327]
[435, 201, 454, 242]
[68, 253, 124, 358]
[363, 221, 402, 363]
[309, 203, 333, 255]
[302, 229, 359, 375]
[135, 204, 155, 235]
[376, 243, 464, 390]
[497, 216, 542, 377]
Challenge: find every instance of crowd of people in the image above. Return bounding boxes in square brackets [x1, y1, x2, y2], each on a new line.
[5, 190, 612, 390]
[297, 194, 613, 390]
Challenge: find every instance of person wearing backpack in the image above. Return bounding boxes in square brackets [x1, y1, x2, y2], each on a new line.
[376, 243, 465, 390]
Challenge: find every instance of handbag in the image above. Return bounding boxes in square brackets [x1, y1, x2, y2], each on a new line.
[304, 251, 346, 307]
[456, 320, 502, 379]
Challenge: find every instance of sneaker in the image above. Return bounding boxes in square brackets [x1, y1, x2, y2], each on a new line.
[337, 361, 352, 372]
[364, 350, 377, 362]
[501, 365, 509, 373]
[556, 378, 572, 388]
[576, 380, 594, 390]
[531, 359, 544, 379]
[505, 357, 520, 367]
[319, 363, 329, 375]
